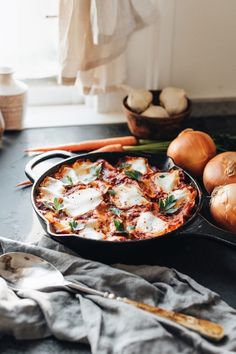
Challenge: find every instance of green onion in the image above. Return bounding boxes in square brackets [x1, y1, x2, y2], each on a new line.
[124, 142, 170, 152]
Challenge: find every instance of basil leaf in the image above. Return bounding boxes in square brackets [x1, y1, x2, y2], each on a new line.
[165, 208, 178, 215]
[125, 170, 142, 181]
[159, 195, 177, 214]
[114, 219, 125, 232]
[43, 201, 55, 211]
[69, 220, 84, 231]
[92, 164, 102, 178]
[108, 189, 116, 196]
[110, 207, 121, 216]
[69, 220, 78, 231]
[53, 197, 64, 211]
[66, 175, 73, 185]
[120, 162, 131, 169]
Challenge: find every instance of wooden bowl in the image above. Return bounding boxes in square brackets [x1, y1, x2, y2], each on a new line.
[122, 90, 191, 140]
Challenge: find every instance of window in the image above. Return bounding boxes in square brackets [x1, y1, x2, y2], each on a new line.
[0, 0, 84, 105]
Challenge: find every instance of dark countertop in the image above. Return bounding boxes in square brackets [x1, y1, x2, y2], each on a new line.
[0, 117, 236, 354]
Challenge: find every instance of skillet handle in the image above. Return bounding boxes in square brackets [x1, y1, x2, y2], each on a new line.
[179, 214, 236, 247]
[25, 150, 74, 182]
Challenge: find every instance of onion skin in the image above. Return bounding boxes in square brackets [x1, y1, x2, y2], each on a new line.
[167, 129, 216, 177]
[210, 184, 236, 234]
[203, 151, 236, 193]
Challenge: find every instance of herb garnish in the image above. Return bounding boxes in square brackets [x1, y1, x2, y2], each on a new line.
[69, 220, 78, 231]
[92, 164, 102, 178]
[43, 198, 64, 212]
[120, 162, 131, 169]
[114, 219, 125, 232]
[43, 201, 55, 211]
[159, 175, 165, 178]
[125, 170, 142, 181]
[66, 175, 73, 185]
[127, 225, 135, 231]
[108, 189, 116, 196]
[110, 207, 121, 216]
[159, 195, 177, 215]
[69, 220, 84, 231]
[53, 197, 64, 211]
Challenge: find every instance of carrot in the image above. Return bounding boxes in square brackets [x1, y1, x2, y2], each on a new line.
[16, 180, 33, 187]
[25, 136, 137, 153]
[93, 144, 124, 153]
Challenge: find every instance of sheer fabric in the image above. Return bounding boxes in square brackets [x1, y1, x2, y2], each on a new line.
[59, 0, 158, 94]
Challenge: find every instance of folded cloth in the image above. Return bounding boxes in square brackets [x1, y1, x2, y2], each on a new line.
[0, 236, 236, 354]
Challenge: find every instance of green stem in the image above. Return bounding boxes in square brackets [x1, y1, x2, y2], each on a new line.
[138, 139, 170, 145]
[124, 142, 170, 151]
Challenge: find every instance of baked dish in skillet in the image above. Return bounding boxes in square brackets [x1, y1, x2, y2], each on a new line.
[35, 156, 197, 241]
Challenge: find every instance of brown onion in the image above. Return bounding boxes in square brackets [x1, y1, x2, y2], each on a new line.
[203, 151, 236, 193]
[167, 129, 216, 177]
[210, 183, 236, 233]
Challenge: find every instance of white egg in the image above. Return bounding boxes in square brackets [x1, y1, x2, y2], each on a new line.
[112, 182, 148, 209]
[136, 212, 167, 235]
[63, 188, 102, 217]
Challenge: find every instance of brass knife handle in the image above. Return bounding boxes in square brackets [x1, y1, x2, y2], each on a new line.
[121, 297, 224, 341]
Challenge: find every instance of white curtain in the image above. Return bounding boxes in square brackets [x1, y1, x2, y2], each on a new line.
[59, 0, 159, 94]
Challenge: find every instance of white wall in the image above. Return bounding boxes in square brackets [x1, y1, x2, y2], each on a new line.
[158, 0, 236, 99]
[95, 0, 236, 112]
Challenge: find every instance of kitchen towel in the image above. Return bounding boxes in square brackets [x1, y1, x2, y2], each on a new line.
[59, 0, 158, 93]
[0, 235, 236, 354]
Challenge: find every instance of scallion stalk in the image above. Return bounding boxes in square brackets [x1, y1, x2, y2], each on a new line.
[124, 142, 170, 152]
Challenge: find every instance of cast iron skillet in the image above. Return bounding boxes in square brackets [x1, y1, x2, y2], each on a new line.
[25, 151, 236, 264]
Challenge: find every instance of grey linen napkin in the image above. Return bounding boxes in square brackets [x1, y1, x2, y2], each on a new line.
[0, 236, 236, 354]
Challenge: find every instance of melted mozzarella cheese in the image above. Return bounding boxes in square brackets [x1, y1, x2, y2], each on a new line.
[61, 167, 79, 185]
[72, 160, 102, 184]
[112, 183, 148, 209]
[153, 170, 180, 193]
[78, 220, 104, 240]
[126, 157, 147, 174]
[63, 188, 102, 217]
[136, 212, 167, 235]
[53, 219, 71, 233]
[170, 188, 191, 210]
[160, 188, 192, 214]
[40, 177, 65, 201]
